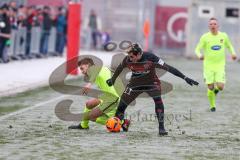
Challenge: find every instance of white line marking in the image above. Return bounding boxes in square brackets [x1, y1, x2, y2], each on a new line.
[0, 95, 68, 121]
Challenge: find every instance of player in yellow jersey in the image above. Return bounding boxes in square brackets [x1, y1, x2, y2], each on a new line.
[68, 58, 123, 129]
[195, 17, 237, 112]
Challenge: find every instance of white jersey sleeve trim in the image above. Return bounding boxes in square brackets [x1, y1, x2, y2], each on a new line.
[158, 59, 165, 66]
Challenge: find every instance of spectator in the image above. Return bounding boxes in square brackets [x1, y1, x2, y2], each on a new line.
[0, 4, 11, 63]
[24, 6, 35, 58]
[0, 4, 68, 63]
[35, 7, 43, 27]
[55, 7, 66, 56]
[17, 5, 26, 27]
[87, 9, 102, 49]
[8, 1, 18, 29]
[9, 1, 17, 10]
[39, 6, 52, 56]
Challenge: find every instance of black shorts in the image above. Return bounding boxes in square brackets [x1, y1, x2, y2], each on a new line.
[120, 82, 161, 105]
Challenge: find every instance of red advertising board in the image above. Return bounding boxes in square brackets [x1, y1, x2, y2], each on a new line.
[154, 6, 187, 48]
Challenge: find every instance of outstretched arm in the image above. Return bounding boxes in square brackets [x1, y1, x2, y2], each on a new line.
[145, 52, 198, 86]
[111, 63, 124, 84]
[156, 62, 199, 86]
[106, 58, 126, 86]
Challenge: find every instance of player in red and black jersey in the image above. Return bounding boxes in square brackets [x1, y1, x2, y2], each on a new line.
[106, 43, 199, 136]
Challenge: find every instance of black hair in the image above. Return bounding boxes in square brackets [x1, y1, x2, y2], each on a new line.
[126, 43, 142, 55]
[0, 4, 9, 10]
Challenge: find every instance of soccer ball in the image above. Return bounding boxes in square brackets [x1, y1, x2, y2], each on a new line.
[106, 117, 121, 132]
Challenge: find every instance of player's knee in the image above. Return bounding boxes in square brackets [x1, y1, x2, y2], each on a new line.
[85, 101, 90, 107]
[207, 85, 214, 90]
[153, 96, 163, 105]
[86, 101, 94, 109]
[217, 85, 224, 90]
[208, 87, 214, 90]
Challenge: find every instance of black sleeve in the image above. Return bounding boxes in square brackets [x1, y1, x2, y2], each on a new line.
[111, 57, 127, 84]
[146, 52, 160, 63]
[156, 62, 186, 79]
[146, 52, 166, 66]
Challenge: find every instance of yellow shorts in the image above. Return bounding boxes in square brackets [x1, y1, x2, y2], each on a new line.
[97, 94, 119, 117]
[204, 69, 225, 84]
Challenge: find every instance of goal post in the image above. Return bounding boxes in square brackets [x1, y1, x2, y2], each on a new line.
[66, 1, 81, 75]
